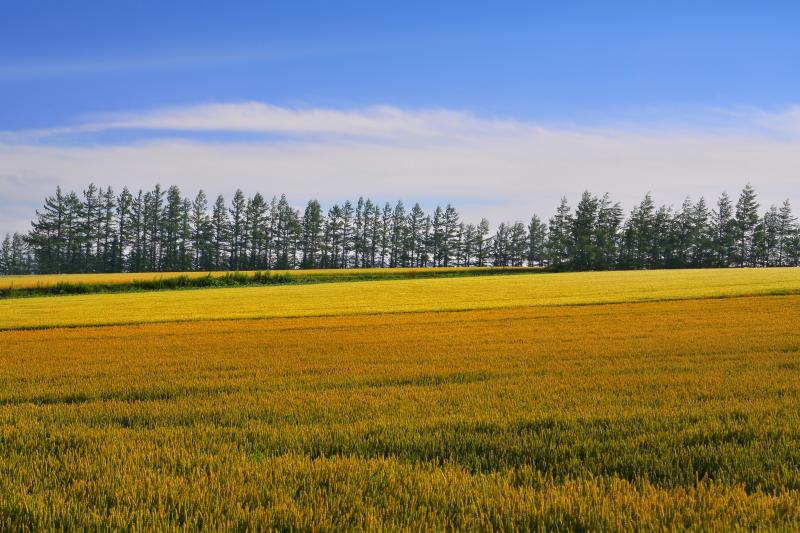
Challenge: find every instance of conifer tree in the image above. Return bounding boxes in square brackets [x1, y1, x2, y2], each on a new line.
[547, 197, 573, 269]
[735, 183, 760, 267]
[712, 192, 736, 267]
[527, 215, 547, 267]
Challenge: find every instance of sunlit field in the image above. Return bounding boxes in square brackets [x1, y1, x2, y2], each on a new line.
[1, 269, 800, 529]
[0, 266, 529, 290]
[1, 267, 799, 330]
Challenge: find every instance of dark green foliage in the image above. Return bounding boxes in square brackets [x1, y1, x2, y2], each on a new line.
[735, 183, 761, 267]
[5, 183, 800, 276]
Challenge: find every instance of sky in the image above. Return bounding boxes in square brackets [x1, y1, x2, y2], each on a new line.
[1, 0, 799, 232]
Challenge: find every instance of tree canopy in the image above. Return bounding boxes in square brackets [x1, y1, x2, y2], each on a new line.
[3, 184, 799, 275]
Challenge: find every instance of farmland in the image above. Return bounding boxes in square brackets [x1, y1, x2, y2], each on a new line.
[2, 268, 800, 331]
[1, 269, 800, 529]
[0, 266, 545, 290]
[0, 266, 541, 298]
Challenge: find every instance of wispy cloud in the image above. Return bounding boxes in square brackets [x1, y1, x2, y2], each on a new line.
[8, 101, 800, 143]
[3, 102, 533, 143]
[749, 106, 800, 137]
[2, 102, 800, 234]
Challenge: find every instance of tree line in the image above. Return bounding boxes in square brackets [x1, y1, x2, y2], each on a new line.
[1, 183, 798, 275]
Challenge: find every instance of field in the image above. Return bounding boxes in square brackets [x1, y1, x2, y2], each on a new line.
[1, 269, 800, 529]
[0, 266, 538, 294]
[0, 267, 457, 289]
[2, 268, 800, 331]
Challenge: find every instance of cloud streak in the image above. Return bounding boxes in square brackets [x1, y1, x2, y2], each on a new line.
[4, 103, 534, 143]
[2, 102, 800, 234]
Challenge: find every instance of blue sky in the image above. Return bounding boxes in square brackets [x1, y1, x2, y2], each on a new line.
[1, 1, 800, 231]
[3, 1, 799, 127]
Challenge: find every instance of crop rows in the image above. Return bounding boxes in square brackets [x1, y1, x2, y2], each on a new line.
[1, 267, 799, 331]
[1, 295, 799, 529]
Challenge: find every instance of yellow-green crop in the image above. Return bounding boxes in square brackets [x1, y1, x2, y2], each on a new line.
[0, 266, 517, 290]
[1, 267, 799, 330]
[1, 269, 799, 529]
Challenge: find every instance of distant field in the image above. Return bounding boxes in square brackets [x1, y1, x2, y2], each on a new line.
[1, 269, 800, 529]
[1, 267, 799, 330]
[0, 266, 534, 291]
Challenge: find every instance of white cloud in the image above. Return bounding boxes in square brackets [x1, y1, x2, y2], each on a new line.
[749, 106, 800, 137]
[1, 102, 800, 234]
[4, 103, 532, 143]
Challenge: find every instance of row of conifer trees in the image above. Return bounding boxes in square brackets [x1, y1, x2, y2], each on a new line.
[1, 183, 798, 275]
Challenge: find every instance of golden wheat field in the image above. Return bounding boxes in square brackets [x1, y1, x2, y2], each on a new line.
[1, 269, 800, 530]
[2, 268, 800, 331]
[0, 266, 512, 290]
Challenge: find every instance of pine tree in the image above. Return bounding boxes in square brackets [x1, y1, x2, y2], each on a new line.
[300, 200, 323, 268]
[128, 191, 146, 272]
[274, 194, 299, 269]
[162, 185, 183, 272]
[651, 205, 673, 269]
[179, 197, 193, 271]
[624, 193, 656, 269]
[369, 202, 381, 267]
[190, 190, 210, 271]
[211, 194, 230, 270]
[712, 192, 736, 267]
[98, 187, 116, 272]
[788, 222, 800, 267]
[360, 199, 376, 268]
[595, 194, 623, 270]
[115, 187, 133, 272]
[27, 186, 67, 273]
[78, 183, 100, 271]
[508, 221, 528, 267]
[441, 204, 460, 267]
[3, 233, 31, 274]
[475, 218, 490, 267]
[379, 203, 392, 267]
[760, 206, 778, 266]
[430, 206, 443, 267]
[777, 200, 796, 266]
[571, 191, 599, 270]
[324, 204, 342, 267]
[461, 223, 477, 266]
[407, 203, 426, 267]
[145, 185, 165, 271]
[390, 201, 407, 267]
[0, 234, 10, 274]
[353, 197, 365, 268]
[340, 201, 354, 268]
[689, 197, 712, 268]
[526, 215, 547, 267]
[547, 197, 573, 269]
[672, 197, 694, 268]
[492, 223, 509, 266]
[735, 183, 759, 267]
[229, 189, 247, 270]
[245, 192, 268, 269]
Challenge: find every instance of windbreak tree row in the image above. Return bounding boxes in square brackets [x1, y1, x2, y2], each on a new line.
[2, 183, 799, 274]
